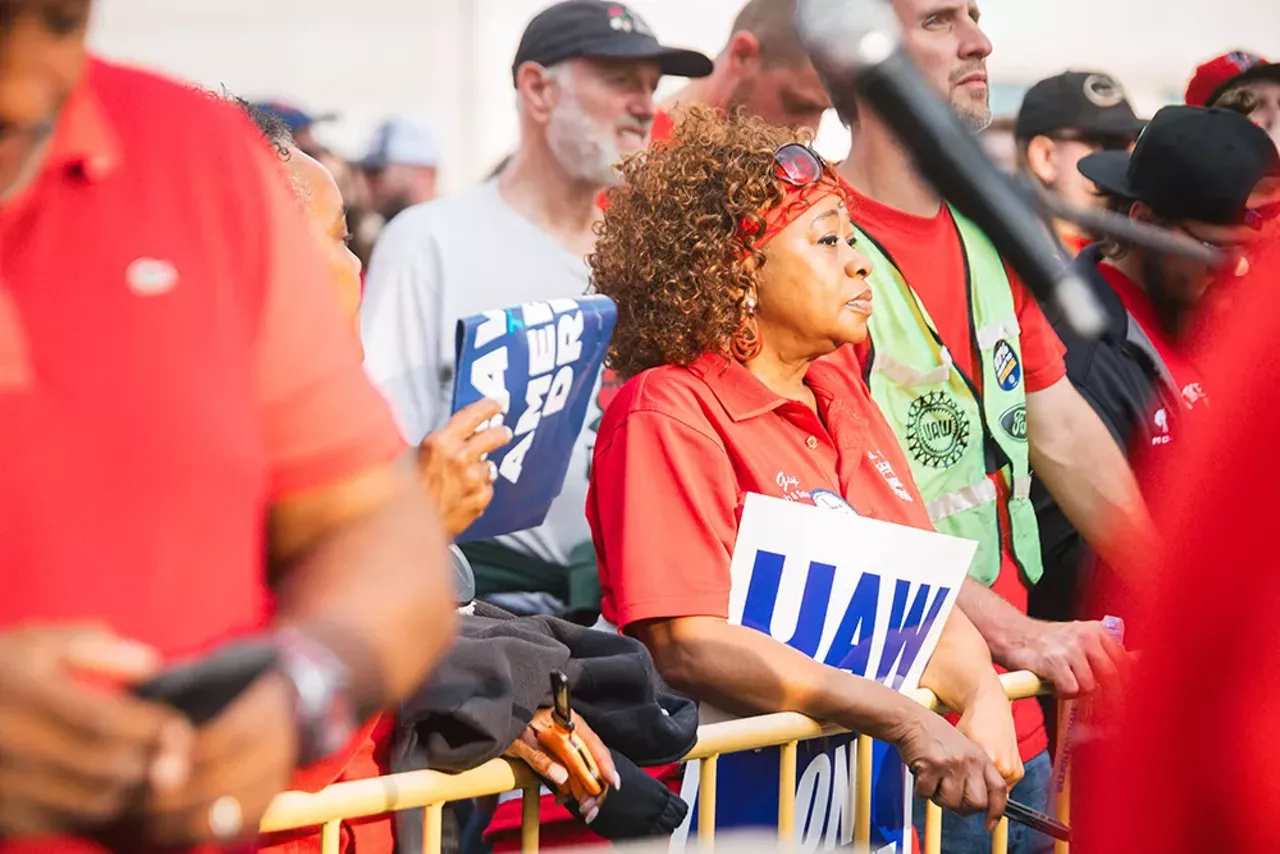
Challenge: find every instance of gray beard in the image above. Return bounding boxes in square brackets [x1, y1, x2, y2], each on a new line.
[546, 91, 623, 187]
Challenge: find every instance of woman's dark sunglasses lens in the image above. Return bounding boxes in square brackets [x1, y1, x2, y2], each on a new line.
[774, 144, 824, 186]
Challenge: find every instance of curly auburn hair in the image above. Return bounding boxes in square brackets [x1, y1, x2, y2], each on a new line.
[590, 105, 811, 380]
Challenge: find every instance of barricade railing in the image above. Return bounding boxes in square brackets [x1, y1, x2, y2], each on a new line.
[261, 671, 1063, 854]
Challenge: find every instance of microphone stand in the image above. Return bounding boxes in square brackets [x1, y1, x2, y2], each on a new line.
[1016, 178, 1227, 268]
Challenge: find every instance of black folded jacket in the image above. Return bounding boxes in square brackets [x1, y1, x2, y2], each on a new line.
[392, 602, 697, 852]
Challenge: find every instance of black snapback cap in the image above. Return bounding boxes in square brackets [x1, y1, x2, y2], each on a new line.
[512, 0, 713, 85]
[1015, 71, 1146, 141]
[1078, 105, 1280, 226]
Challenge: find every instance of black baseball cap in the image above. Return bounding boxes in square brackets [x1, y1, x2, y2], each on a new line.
[1015, 71, 1146, 141]
[512, 0, 713, 85]
[1078, 105, 1280, 226]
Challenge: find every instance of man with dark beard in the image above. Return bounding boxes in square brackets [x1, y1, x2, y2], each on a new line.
[1031, 105, 1280, 629]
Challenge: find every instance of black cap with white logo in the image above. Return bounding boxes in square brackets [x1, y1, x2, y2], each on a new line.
[1015, 71, 1146, 141]
[1078, 105, 1280, 226]
[512, 0, 713, 85]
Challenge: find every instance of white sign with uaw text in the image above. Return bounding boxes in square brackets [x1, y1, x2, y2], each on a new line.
[672, 494, 977, 854]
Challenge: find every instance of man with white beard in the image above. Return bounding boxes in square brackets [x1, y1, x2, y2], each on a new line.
[360, 0, 711, 619]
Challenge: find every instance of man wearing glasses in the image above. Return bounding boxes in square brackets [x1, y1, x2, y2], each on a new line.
[1014, 71, 1146, 257]
[1031, 105, 1280, 629]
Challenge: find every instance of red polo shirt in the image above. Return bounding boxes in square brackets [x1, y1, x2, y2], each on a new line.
[840, 184, 1067, 764]
[588, 350, 930, 630]
[0, 59, 404, 852]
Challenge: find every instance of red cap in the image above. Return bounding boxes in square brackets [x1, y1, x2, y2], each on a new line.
[1185, 51, 1278, 107]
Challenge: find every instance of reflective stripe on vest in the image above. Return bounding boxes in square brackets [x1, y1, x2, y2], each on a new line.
[927, 475, 1033, 522]
[859, 207, 1044, 586]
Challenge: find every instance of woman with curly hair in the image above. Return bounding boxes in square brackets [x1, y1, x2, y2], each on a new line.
[587, 105, 1021, 825]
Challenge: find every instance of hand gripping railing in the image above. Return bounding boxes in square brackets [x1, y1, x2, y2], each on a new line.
[260, 671, 1066, 854]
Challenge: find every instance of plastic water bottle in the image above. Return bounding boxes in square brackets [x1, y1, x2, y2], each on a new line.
[1052, 614, 1125, 797]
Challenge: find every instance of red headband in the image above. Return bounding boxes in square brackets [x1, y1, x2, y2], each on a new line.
[737, 174, 844, 255]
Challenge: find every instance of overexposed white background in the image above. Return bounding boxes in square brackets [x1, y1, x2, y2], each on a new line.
[90, 0, 1280, 193]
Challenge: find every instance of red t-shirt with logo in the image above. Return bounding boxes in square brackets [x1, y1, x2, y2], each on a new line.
[1097, 262, 1208, 421]
[840, 184, 1068, 764]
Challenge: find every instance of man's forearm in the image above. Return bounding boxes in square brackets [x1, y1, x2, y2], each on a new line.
[957, 579, 1033, 669]
[635, 618, 925, 744]
[921, 607, 1006, 712]
[272, 481, 457, 714]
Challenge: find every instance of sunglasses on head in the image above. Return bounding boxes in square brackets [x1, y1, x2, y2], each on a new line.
[772, 142, 830, 187]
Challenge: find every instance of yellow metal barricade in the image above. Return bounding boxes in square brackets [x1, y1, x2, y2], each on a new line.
[261, 671, 1061, 854]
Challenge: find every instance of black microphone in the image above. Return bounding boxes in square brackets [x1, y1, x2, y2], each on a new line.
[797, 0, 1104, 337]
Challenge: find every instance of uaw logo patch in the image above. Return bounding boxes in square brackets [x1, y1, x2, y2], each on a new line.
[906, 391, 970, 469]
[1000, 404, 1027, 441]
[993, 339, 1022, 392]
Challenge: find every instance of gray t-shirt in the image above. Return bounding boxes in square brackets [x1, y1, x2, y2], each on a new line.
[360, 181, 600, 567]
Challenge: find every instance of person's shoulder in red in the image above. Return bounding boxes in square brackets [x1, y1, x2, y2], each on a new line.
[2, 56, 403, 635]
[649, 108, 676, 145]
[589, 360, 738, 630]
[1005, 265, 1067, 393]
[594, 358, 724, 445]
[94, 56, 404, 494]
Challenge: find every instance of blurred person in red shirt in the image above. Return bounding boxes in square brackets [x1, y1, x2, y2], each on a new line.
[819, 2, 1145, 850]
[0, 2, 458, 851]
[1029, 105, 1280, 686]
[1186, 51, 1280, 151]
[1012, 71, 1146, 257]
[1072, 233, 1280, 854]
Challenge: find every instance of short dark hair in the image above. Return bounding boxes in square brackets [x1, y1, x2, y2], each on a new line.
[814, 65, 858, 127]
[230, 95, 295, 161]
[1096, 193, 1176, 260]
[729, 0, 807, 67]
[1214, 85, 1261, 117]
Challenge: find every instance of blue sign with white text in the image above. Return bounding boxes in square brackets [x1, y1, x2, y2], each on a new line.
[451, 295, 616, 542]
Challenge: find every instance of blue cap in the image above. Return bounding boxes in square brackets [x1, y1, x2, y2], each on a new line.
[361, 117, 440, 169]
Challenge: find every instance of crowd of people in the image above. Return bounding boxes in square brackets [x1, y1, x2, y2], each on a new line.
[2, 0, 1278, 853]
